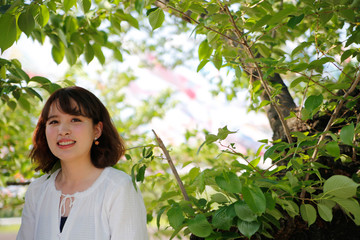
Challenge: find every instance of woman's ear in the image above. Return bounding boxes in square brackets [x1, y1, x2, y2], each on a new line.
[95, 121, 103, 139]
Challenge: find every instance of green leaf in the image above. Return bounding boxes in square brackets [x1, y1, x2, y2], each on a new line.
[84, 43, 94, 64]
[332, 198, 360, 225]
[188, 167, 200, 181]
[286, 171, 299, 188]
[287, 14, 304, 28]
[167, 205, 184, 229]
[212, 50, 222, 70]
[8, 63, 30, 82]
[93, 44, 105, 65]
[265, 192, 276, 210]
[24, 87, 43, 101]
[18, 10, 35, 37]
[300, 204, 316, 226]
[148, 8, 165, 30]
[215, 172, 242, 193]
[79, 0, 90, 13]
[317, 203, 333, 222]
[250, 156, 261, 168]
[237, 219, 260, 239]
[339, 8, 355, 22]
[304, 94, 323, 113]
[157, 206, 167, 229]
[340, 123, 354, 145]
[341, 49, 356, 63]
[113, 48, 123, 62]
[324, 175, 359, 198]
[45, 83, 62, 93]
[210, 193, 228, 203]
[65, 46, 77, 65]
[205, 134, 218, 144]
[136, 165, 146, 182]
[135, 0, 144, 14]
[212, 205, 235, 230]
[217, 126, 236, 140]
[278, 199, 299, 217]
[291, 42, 312, 56]
[319, 11, 333, 24]
[63, 0, 76, 12]
[198, 40, 212, 61]
[290, 62, 309, 72]
[251, 15, 272, 31]
[12, 89, 21, 100]
[36, 5, 50, 27]
[256, 43, 270, 58]
[189, 3, 206, 14]
[234, 201, 258, 222]
[0, 13, 17, 53]
[52, 43, 65, 64]
[290, 76, 308, 88]
[188, 214, 212, 238]
[1, 65, 6, 79]
[267, 5, 297, 25]
[197, 60, 209, 72]
[7, 100, 17, 110]
[206, 31, 219, 45]
[242, 185, 266, 214]
[266, 208, 283, 220]
[325, 141, 340, 157]
[29, 76, 51, 84]
[308, 57, 334, 70]
[263, 142, 288, 161]
[115, 10, 139, 29]
[18, 95, 31, 112]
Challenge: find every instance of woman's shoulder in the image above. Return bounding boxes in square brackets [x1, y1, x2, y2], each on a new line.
[105, 167, 132, 184]
[25, 171, 57, 197]
[102, 167, 141, 202]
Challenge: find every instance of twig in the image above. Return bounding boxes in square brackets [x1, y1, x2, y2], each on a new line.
[219, 142, 263, 176]
[152, 130, 190, 201]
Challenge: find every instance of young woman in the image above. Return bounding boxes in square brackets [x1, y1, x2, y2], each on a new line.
[17, 86, 148, 239]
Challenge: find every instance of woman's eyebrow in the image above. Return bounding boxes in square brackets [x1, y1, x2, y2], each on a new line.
[47, 115, 58, 121]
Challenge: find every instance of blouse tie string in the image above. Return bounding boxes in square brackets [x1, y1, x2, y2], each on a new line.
[60, 194, 75, 217]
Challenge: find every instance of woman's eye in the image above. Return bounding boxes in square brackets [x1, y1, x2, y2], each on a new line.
[72, 118, 81, 122]
[48, 120, 58, 125]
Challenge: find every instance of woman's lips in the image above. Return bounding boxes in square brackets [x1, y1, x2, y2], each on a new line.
[57, 140, 76, 147]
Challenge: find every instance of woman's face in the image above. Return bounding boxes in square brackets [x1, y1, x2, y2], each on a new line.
[45, 100, 102, 164]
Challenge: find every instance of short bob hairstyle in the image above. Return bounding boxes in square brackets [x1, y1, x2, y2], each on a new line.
[30, 86, 125, 173]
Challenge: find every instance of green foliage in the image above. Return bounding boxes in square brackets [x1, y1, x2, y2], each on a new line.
[149, 126, 359, 238]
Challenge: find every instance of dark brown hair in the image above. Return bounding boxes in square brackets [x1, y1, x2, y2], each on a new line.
[30, 86, 125, 173]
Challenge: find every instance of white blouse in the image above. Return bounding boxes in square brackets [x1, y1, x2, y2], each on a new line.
[16, 167, 148, 240]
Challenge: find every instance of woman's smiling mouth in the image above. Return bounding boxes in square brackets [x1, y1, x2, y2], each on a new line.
[58, 140, 76, 146]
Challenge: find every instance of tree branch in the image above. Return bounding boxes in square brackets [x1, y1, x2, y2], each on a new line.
[152, 129, 190, 201]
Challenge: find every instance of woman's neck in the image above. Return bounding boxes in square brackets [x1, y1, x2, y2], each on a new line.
[56, 161, 104, 195]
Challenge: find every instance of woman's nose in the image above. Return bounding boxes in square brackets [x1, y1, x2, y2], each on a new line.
[58, 123, 71, 135]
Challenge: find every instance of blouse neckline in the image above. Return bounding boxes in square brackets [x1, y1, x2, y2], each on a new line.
[51, 167, 109, 198]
